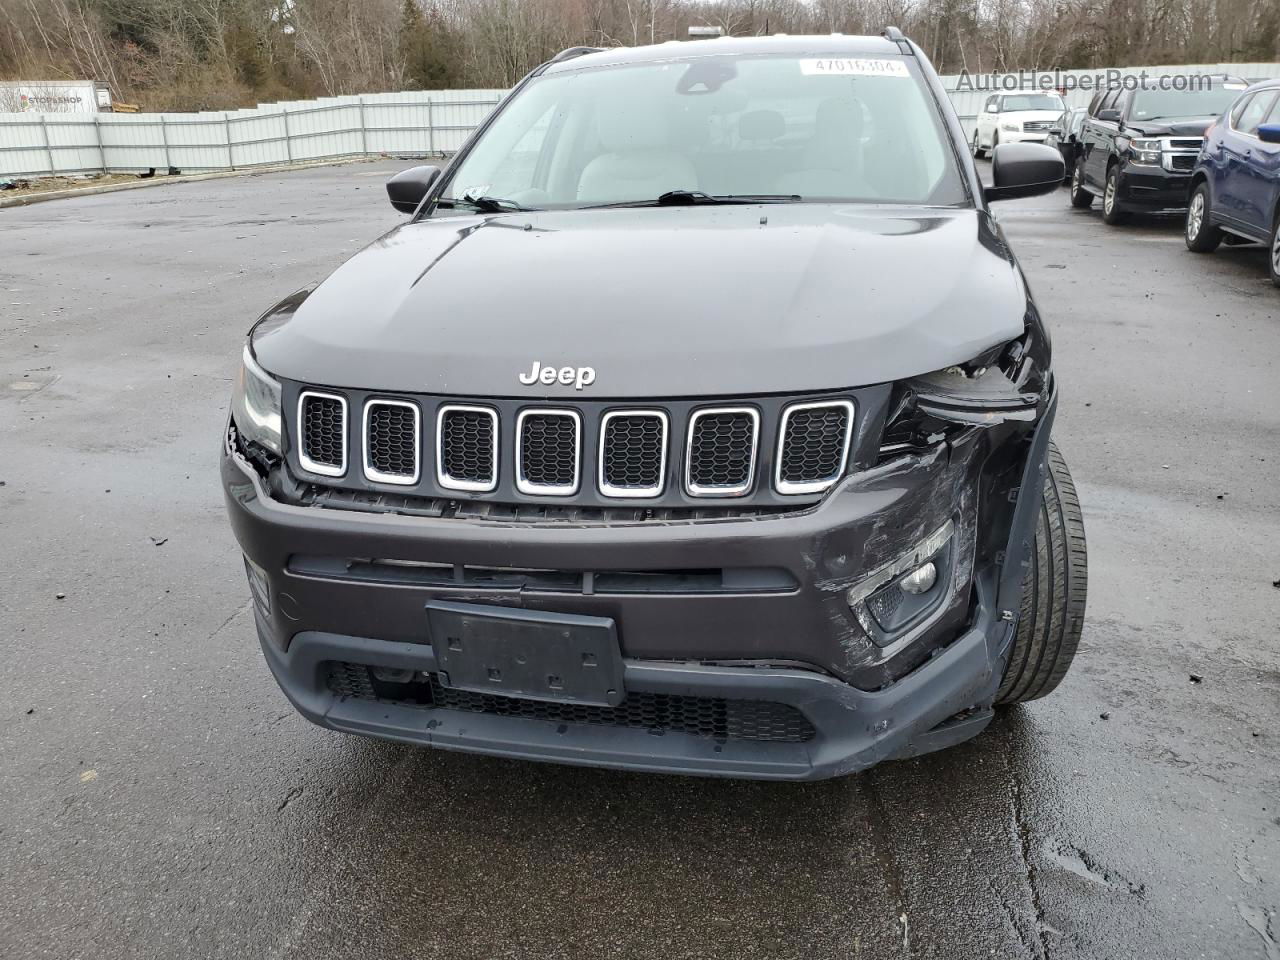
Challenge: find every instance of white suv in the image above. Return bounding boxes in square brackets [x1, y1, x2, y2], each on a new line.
[972, 92, 1066, 157]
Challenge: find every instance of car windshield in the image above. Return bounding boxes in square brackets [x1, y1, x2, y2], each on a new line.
[1001, 94, 1063, 111]
[1131, 82, 1243, 120]
[438, 54, 967, 210]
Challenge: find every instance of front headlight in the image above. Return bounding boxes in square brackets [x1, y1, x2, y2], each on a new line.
[1001, 121, 1020, 132]
[878, 338, 1046, 460]
[231, 344, 282, 455]
[1125, 137, 1162, 165]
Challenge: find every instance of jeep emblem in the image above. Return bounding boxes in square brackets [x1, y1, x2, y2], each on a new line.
[518, 361, 596, 390]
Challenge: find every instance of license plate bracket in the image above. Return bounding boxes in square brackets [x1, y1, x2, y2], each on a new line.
[426, 601, 624, 707]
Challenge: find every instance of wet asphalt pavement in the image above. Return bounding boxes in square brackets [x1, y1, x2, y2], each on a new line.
[2, 159, 1278, 959]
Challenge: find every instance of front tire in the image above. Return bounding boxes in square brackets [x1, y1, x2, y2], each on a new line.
[1269, 211, 1280, 287]
[995, 442, 1088, 705]
[1069, 160, 1093, 208]
[1185, 183, 1222, 252]
[972, 128, 986, 159]
[1102, 164, 1127, 224]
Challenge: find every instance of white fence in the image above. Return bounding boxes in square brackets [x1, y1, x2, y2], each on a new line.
[4, 62, 1280, 179]
[0, 89, 505, 178]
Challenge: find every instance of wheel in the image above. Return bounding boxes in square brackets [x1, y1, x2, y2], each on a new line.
[995, 442, 1088, 705]
[1069, 159, 1093, 208]
[1102, 164, 1127, 224]
[972, 128, 985, 159]
[1184, 183, 1222, 252]
[1269, 211, 1280, 287]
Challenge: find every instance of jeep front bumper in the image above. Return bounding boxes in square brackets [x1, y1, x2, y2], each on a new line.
[222, 393, 1054, 780]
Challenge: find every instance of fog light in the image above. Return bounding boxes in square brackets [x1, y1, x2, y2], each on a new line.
[900, 561, 937, 595]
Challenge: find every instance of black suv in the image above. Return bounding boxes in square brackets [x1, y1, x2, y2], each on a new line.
[222, 31, 1085, 780]
[1070, 75, 1248, 223]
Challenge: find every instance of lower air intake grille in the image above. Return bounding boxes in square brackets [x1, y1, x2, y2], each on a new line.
[777, 401, 852, 494]
[364, 400, 419, 483]
[438, 406, 497, 491]
[687, 408, 757, 495]
[299, 392, 346, 476]
[328, 663, 815, 743]
[601, 412, 666, 496]
[517, 410, 579, 494]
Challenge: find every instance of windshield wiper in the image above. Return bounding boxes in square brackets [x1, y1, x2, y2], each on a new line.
[584, 190, 802, 209]
[456, 194, 529, 213]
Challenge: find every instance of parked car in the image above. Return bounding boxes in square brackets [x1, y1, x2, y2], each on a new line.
[1069, 75, 1248, 223]
[1046, 107, 1088, 181]
[971, 92, 1066, 157]
[222, 31, 1084, 781]
[1185, 79, 1280, 285]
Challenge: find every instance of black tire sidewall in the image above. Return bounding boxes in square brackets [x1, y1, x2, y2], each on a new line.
[1069, 159, 1093, 208]
[1185, 183, 1221, 252]
[1102, 165, 1125, 224]
[995, 442, 1088, 705]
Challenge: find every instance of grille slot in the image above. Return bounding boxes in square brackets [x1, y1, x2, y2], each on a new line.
[600, 410, 667, 498]
[437, 405, 498, 492]
[328, 662, 815, 743]
[776, 400, 854, 495]
[516, 409, 580, 495]
[363, 399, 420, 485]
[686, 407, 759, 497]
[297, 391, 347, 477]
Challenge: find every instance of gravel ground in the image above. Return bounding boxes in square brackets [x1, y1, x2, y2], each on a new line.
[1, 160, 1278, 959]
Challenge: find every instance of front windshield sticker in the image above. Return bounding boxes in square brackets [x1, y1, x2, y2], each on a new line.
[799, 58, 909, 78]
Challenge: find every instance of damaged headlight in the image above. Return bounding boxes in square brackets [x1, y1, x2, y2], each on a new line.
[878, 334, 1047, 460]
[231, 343, 282, 455]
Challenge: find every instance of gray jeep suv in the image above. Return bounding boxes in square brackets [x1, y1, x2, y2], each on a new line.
[221, 30, 1085, 780]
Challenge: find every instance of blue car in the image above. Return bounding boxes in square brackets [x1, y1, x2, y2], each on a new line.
[1185, 79, 1280, 285]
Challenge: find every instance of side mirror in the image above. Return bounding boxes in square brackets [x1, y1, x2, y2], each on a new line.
[1259, 123, 1280, 144]
[984, 142, 1066, 202]
[1097, 108, 1121, 122]
[386, 165, 441, 214]
[986, 103, 999, 113]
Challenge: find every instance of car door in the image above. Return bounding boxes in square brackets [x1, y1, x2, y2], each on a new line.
[1259, 95, 1280, 240]
[1084, 89, 1122, 187]
[1067, 109, 1087, 167]
[1223, 90, 1280, 234]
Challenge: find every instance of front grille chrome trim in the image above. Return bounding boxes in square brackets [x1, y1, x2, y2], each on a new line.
[436, 404, 499, 493]
[297, 390, 348, 478]
[362, 398, 421, 486]
[685, 406, 760, 498]
[515, 408, 581, 496]
[775, 399, 855, 496]
[598, 409, 668, 499]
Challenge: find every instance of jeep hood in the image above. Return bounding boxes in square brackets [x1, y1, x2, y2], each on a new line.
[251, 205, 1028, 398]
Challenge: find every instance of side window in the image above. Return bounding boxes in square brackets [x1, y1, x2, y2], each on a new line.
[1235, 91, 1277, 135]
[986, 95, 998, 113]
[1099, 89, 1121, 114]
[1267, 91, 1280, 123]
[1229, 94, 1254, 128]
[1087, 92, 1102, 116]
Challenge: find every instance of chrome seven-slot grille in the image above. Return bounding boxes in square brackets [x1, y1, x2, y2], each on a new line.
[294, 391, 855, 502]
